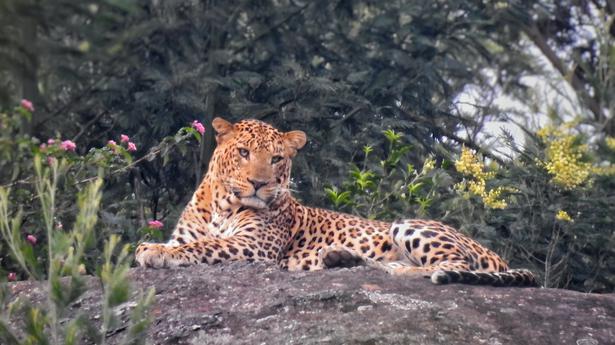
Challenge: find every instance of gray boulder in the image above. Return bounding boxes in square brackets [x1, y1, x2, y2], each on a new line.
[6, 263, 615, 345]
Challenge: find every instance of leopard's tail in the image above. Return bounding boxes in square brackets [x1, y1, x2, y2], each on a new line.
[430, 268, 540, 287]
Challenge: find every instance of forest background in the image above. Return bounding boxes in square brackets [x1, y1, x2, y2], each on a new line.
[1, 0, 614, 298]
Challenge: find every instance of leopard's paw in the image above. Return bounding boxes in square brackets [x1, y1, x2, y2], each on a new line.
[318, 245, 363, 268]
[135, 242, 170, 268]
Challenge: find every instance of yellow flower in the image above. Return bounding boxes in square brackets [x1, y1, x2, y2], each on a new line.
[555, 210, 573, 222]
[455, 147, 485, 178]
[537, 124, 592, 190]
[421, 157, 436, 174]
[454, 147, 511, 209]
[483, 187, 507, 209]
[494, 1, 508, 9]
[468, 179, 486, 196]
[606, 137, 615, 151]
[453, 181, 466, 192]
[593, 165, 615, 176]
[536, 126, 552, 140]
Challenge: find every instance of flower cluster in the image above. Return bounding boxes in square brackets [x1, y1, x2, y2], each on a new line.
[108, 134, 137, 152]
[455, 147, 495, 180]
[454, 147, 510, 209]
[555, 210, 573, 222]
[421, 157, 436, 174]
[537, 124, 592, 190]
[20, 99, 35, 112]
[605, 136, 615, 152]
[40, 138, 77, 152]
[592, 164, 615, 176]
[481, 187, 508, 210]
[26, 234, 37, 245]
[147, 220, 164, 229]
[60, 140, 76, 151]
[192, 120, 205, 135]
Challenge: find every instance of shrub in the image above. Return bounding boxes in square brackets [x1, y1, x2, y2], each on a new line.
[0, 160, 155, 344]
[0, 102, 206, 343]
[326, 125, 615, 292]
[324, 129, 452, 220]
[0, 102, 205, 279]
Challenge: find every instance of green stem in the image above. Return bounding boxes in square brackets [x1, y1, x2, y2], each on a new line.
[35, 157, 60, 345]
[0, 190, 35, 278]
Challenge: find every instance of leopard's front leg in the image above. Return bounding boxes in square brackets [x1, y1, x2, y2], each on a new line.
[136, 236, 245, 268]
[136, 228, 289, 268]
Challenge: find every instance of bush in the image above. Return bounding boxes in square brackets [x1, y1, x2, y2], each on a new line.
[0, 101, 206, 343]
[326, 124, 615, 292]
[0, 160, 155, 344]
[0, 102, 206, 279]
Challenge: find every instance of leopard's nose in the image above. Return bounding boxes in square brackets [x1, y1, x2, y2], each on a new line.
[248, 178, 267, 190]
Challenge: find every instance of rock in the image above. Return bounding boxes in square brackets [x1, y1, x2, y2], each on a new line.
[6, 263, 615, 345]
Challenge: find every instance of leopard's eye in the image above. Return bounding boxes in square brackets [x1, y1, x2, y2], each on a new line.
[238, 148, 249, 158]
[271, 155, 283, 164]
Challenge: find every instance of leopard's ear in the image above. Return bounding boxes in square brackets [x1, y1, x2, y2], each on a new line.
[283, 130, 307, 157]
[212, 117, 234, 144]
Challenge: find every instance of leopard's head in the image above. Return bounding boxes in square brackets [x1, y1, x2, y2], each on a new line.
[209, 118, 306, 209]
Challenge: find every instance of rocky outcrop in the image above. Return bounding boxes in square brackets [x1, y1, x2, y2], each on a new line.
[7, 263, 615, 345]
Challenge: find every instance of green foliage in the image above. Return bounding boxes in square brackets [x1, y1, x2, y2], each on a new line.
[494, 129, 615, 292]
[0, 0, 613, 298]
[495, 1, 615, 133]
[0, 103, 203, 279]
[0, 105, 205, 344]
[323, 186, 352, 209]
[0, 188, 40, 279]
[326, 130, 449, 220]
[100, 235, 155, 345]
[6, 0, 604, 221]
[2, 0, 547, 209]
[0, 140, 155, 344]
[328, 123, 615, 292]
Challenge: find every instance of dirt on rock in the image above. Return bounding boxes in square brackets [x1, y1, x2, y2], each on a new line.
[6, 263, 615, 345]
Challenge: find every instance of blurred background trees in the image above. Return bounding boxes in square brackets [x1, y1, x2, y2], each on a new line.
[0, 0, 614, 292]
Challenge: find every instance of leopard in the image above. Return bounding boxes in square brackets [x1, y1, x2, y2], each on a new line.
[135, 117, 538, 287]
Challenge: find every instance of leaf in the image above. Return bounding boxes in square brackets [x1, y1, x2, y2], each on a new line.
[0, 319, 21, 345]
[408, 182, 424, 195]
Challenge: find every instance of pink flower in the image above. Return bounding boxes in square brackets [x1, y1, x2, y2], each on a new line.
[148, 220, 164, 229]
[47, 139, 55, 145]
[26, 234, 37, 245]
[120, 134, 130, 143]
[20, 99, 34, 112]
[127, 142, 137, 152]
[8, 272, 17, 282]
[107, 140, 117, 152]
[60, 140, 76, 152]
[192, 120, 205, 135]
[47, 156, 55, 166]
[39, 143, 47, 151]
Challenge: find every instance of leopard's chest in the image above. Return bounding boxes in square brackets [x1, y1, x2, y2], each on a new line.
[207, 212, 244, 238]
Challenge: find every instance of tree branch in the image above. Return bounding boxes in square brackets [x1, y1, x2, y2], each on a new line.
[232, 3, 311, 55]
[72, 110, 108, 142]
[522, 25, 603, 122]
[399, 107, 507, 166]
